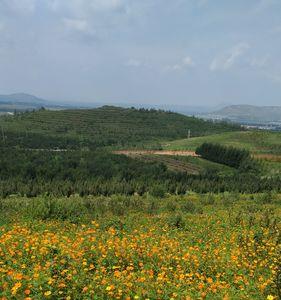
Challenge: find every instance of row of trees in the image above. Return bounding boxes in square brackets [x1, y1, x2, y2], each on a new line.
[196, 143, 258, 171]
[0, 174, 280, 198]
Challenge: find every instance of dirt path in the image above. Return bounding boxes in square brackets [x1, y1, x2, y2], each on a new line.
[114, 150, 198, 157]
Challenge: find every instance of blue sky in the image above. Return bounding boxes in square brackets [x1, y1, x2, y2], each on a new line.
[0, 0, 280, 106]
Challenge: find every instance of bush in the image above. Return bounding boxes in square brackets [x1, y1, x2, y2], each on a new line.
[150, 185, 166, 198]
[167, 213, 185, 229]
[180, 199, 203, 214]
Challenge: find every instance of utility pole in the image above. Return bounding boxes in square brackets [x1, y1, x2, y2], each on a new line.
[187, 129, 191, 139]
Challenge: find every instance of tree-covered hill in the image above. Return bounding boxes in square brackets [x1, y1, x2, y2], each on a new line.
[0, 106, 241, 149]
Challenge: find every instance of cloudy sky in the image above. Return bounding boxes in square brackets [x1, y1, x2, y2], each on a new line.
[0, 0, 280, 106]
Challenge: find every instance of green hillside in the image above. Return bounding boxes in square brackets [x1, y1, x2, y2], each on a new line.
[0, 106, 240, 149]
[163, 131, 281, 155]
[163, 131, 281, 177]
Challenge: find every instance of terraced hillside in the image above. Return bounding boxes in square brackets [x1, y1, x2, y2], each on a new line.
[0, 106, 240, 149]
[119, 153, 235, 175]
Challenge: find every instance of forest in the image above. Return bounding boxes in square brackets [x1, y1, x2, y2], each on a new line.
[195, 142, 260, 173]
[0, 146, 280, 198]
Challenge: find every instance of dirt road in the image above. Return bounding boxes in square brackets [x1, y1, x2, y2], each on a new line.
[114, 150, 198, 157]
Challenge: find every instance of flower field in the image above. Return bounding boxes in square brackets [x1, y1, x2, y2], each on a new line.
[0, 195, 280, 299]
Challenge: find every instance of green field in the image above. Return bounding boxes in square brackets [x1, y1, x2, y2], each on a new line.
[163, 131, 281, 177]
[163, 131, 281, 155]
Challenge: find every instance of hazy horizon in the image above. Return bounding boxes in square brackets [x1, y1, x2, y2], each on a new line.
[0, 0, 280, 106]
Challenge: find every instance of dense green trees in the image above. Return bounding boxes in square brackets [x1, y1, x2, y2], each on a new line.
[0, 106, 241, 150]
[195, 143, 258, 171]
[0, 107, 279, 198]
[0, 147, 280, 198]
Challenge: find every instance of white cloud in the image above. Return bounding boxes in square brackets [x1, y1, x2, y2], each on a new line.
[168, 56, 195, 71]
[250, 56, 269, 68]
[46, 0, 147, 42]
[210, 43, 250, 71]
[48, 0, 128, 16]
[126, 59, 142, 67]
[182, 56, 195, 66]
[63, 18, 89, 32]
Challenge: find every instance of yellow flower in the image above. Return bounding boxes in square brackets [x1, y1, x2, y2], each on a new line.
[44, 291, 52, 297]
[11, 282, 22, 295]
[267, 296, 274, 300]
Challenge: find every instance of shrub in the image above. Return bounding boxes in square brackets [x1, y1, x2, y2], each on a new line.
[167, 213, 185, 229]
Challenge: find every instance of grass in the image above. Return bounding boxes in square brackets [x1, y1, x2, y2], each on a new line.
[163, 131, 281, 177]
[0, 194, 280, 299]
[171, 156, 236, 176]
[163, 131, 281, 155]
[116, 151, 236, 176]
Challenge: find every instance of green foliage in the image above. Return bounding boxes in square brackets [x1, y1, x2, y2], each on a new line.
[0, 106, 241, 150]
[0, 142, 280, 198]
[1, 194, 279, 299]
[196, 142, 252, 168]
[150, 185, 166, 198]
[167, 213, 186, 229]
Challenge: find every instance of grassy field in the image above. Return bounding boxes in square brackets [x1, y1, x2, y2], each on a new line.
[163, 131, 281, 155]
[0, 194, 280, 299]
[163, 131, 281, 177]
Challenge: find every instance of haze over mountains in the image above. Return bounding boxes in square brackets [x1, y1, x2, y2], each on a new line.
[0, 93, 281, 128]
[204, 105, 281, 124]
[0, 93, 219, 115]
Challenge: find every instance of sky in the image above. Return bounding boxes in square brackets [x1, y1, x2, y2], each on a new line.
[0, 0, 280, 106]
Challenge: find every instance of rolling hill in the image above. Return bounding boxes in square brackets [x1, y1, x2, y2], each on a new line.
[0, 93, 69, 113]
[0, 106, 241, 149]
[204, 104, 281, 124]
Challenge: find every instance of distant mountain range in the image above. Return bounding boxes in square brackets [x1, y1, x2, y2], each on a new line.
[0, 93, 47, 105]
[1, 94, 280, 127]
[0, 93, 70, 113]
[203, 105, 281, 124]
[0, 93, 217, 115]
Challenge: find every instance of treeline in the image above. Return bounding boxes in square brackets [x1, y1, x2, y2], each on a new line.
[1, 173, 280, 198]
[196, 143, 258, 171]
[0, 148, 280, 198]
